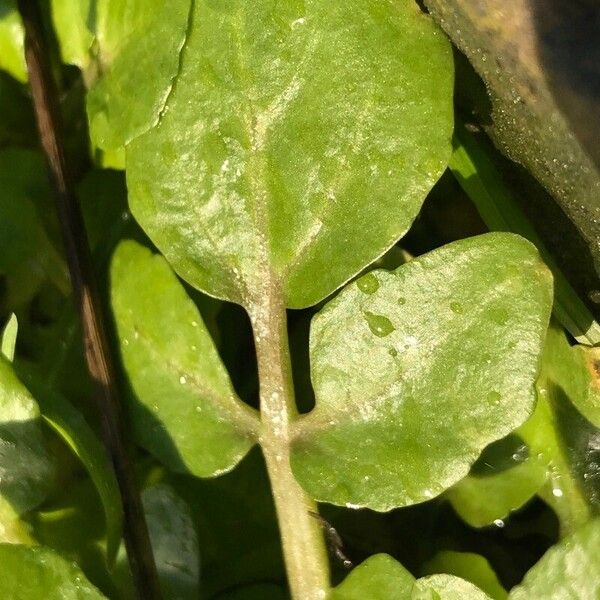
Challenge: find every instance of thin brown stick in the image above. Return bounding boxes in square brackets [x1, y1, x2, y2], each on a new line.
[16, 2, 162, 598]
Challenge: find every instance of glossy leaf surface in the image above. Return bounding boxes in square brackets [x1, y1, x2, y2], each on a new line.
[413, 574, 492, 600]
[50, 0, 94, 69]
[541, 325, 600, 428]
[447, 434, 546, 528]
[124, 0, 453, 308]
[110, 240, 258, 477]
[520, 391, 591, 534]
[329, 554, 414, 600]
[0, 0, 26, 82]
[0, 357, 54, 514]
[87, 0, 191, 150]
[21, 372, 122, 565]
[509, 518, 600, 599]
[0, 544, 106, 598]
[422, 551, 507, 600]
[291, 233, 553, 510]
[1, 314, 17, 362]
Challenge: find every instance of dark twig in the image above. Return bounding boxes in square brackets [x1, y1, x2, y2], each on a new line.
[16, 2, 161, 598]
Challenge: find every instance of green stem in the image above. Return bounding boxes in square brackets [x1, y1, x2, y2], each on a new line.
[251, 291, 330, 600]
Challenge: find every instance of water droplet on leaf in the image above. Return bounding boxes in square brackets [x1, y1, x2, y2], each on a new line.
[356, 273, 379, 294]
[364, 312, 395, 337]
[450, 301, 463, 314]
[487, 391, 501, 405]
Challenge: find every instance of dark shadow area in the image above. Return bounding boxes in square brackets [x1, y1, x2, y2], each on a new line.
[453, 48, 600, 320]
[532, 0, 600, 169]
[0, 418, 54, 515]
[322, 495, 559, 591]
[167, 447, 287, 599]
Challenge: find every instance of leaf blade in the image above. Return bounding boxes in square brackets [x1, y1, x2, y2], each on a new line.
[291, 233, 553, 510]
[123, 0, 454, 308]
[110, 240, 258, 477]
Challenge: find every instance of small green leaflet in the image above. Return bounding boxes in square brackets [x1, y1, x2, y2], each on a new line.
[110, 240, 259, 477]
[0, 544, 106, 599]
[291, 233, 553, 510]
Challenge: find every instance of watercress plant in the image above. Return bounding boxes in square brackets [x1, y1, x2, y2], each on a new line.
[0, 0, 599, 599]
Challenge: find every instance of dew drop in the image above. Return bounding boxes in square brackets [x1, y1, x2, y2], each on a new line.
[388, 348, 398, 358]
[356, 273, 379, 294]
[123, 339, 129, 346]
[191, 320, 198, 328]
[179, 375, 187, 385]
[493, 519, 505, 528]
[552, 488, 564, 498]
[450, 301, 463, 314]
[195, 406, 202, 413]
[364, 312, 395, 337]
[397, 297, 406, 306]
[487, 391, 501, 405]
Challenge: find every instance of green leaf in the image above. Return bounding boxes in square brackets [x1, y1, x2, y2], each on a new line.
[413, 575, 493, 600]
[520, 390, 591, 535]
[114, 484, 199, 599]
[50, 0, 94, 69]
[0, 544, 106, 598]
[329, 554, 415, 600]
[142, 484, 199, 599]
[19, 372, 123, 565]
[0, 496, 33, 543]
[447, 434, 546, 528]
[0, 357, 54, 515]
[0, 0, 26, 82]
[422, 552, 507, 600]
[291, 233, 553, 510]
[509, 518, 600, 599]
[1, 314, 18, 362]
[447, 461, 545, 529]
[451, 323, 600, 534]
[541, 324, 600, 428]
[122, 0, 453, 308]
[110, 239, 259, 477]
[0, 149, 69, 307]
[87, 0, 192, 150]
